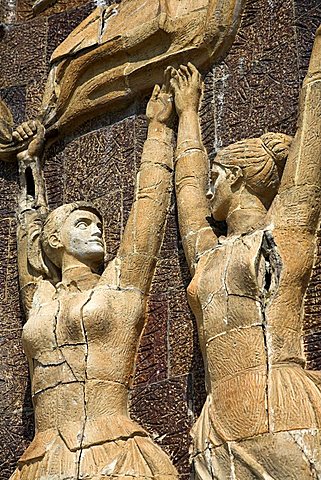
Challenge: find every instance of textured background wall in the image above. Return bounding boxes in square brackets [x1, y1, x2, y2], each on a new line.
[1, 0, 321, 478]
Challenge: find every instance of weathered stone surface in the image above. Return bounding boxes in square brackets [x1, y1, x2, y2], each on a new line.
[134, 292, 168, 386]
[0, 17, 47, 90]
[34, 0, 247, 137]
[130, 376, 192, 475]
[0, 218, 32, 479]
[46, 2, 95, 63]
[205, 0, 300, 154]
[8, 81, 179, 479]
[172, 18, 321, 477]
[16, 0, 93, 22]
[2, 0, 321, 478]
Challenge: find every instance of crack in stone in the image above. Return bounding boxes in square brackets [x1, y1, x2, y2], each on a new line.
[76, 289, 95, 480]
[289, 429, 321, 478]
[52, 299, 80, 382]
[227, 442, 236, 480]
[259, 231, 283, 433]
[34, 380, 82, 396]
[206, 323, 264, 345]
[222, 237, 237, 328]
[229, 442, 275, 480]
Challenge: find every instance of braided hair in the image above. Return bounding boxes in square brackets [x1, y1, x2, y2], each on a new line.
[214, 132, 292, 208]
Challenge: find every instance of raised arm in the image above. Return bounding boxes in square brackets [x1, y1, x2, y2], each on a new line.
[14, 122, 49, 314]
[172, 64, 217, 275]
[269, 26, 321, 234]
[102, 73, 174, 294]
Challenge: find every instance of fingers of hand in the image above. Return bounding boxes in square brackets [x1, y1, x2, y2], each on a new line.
[187, 62, 198, 75]
[12, 131, 24, 143]
[177, 69, 187, 86]
[171, 70, 185, 89]
[16, 125, 30, 140]
[22, 122, 35, 137]
[188, 62, 201, 87]
[151, 84, 161, 100]
[179, 64, 191, 81]
[170, 77, 180, 92]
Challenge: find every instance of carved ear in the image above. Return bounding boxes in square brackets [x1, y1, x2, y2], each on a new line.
[0, 98, 13, 144]
[48, 234, 62, 250]
[227, 166, 243, 187]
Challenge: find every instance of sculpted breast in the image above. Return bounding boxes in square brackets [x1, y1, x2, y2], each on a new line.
[22, 299, 59, 359]
[82, 287, 144, 342]
[189, 231, 266, 341]
[83, 287, 145, 384]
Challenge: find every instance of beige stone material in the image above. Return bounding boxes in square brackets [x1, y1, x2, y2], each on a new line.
[9, 76, 178, 479]
[38, 0, 245, 135]
[0, 0, 245, 161]
[172, 39, 321, 478]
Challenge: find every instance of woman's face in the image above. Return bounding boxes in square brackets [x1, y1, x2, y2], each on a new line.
[59, 209, 104, 266]
[207, 163, 233, 221]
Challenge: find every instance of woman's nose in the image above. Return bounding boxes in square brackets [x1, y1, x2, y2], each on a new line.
[92, 225, 102, 237]
[206, 188, 214, 200]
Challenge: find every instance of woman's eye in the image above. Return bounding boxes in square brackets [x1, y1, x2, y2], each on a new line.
[76, 221, 88, 229]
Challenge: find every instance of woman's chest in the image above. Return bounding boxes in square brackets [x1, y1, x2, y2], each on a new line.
[187, 232, 266, 338]
[191, 233, 265, 301]
[22, 287, 144, 359]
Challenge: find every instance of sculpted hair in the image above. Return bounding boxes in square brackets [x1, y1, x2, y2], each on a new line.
[214, 132, 293, 207]
[40, 201, 103, 270]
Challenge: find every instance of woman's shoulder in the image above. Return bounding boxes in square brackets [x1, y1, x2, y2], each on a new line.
[33, 278, 56, 304]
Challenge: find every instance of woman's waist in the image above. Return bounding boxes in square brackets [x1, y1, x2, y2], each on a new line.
[32, 352, 136, 395]
[208, 357, 307, 389]
[203, 363, 321, 443]
[205, 325, 304, 384]
[34, 379, 130, 430]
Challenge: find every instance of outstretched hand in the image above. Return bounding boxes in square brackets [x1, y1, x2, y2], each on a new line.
[13, 120, 45, 162]
[170, 63, 202, 117]
[146, 67, 175, 126]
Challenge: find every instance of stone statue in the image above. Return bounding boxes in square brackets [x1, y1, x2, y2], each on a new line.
[1, 0, 246, 160]
[171, 31, 321, 479]
[9, 72, 178, 480]
[39, 0, 246, 136]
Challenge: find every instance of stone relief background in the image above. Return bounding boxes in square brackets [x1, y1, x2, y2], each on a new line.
[1, 0, 321, 478]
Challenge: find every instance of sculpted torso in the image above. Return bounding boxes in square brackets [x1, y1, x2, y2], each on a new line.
[188, 227, 315, 444]
[23, 278, 145, 448]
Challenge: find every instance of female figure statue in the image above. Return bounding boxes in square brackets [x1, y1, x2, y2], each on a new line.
[10, 73, 178, 479]
[171, 30, 321, 479]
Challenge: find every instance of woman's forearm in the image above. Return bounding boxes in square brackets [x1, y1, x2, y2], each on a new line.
[116, 120, 174, 292]
[272, 26, 321, 233]
[175, 109, 216, 272]
[141, 120, 174, 169]
[15, 123, 48, 310]
[177, 110, 204, 154]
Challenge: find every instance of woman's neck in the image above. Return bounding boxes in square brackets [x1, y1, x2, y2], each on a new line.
[226, 188, 267, 236]
[62, 264, 93, 283]
[60, 264, 99, 291]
